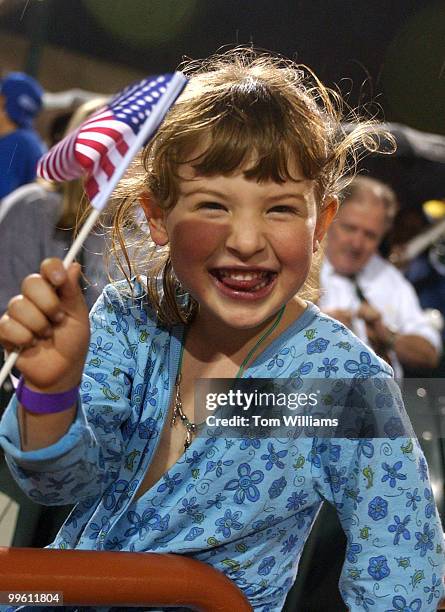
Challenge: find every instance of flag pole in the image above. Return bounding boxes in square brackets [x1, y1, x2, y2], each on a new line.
[64, 208, 102, 267]
[0, 72, 187, 389]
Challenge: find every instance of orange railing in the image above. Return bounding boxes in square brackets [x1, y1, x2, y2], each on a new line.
[1, 546, 443, 611]
[0, 547, 252, 611]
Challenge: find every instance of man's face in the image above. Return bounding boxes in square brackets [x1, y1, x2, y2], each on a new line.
[325, 195, 387, 277]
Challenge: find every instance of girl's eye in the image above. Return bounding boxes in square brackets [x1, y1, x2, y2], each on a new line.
[268, 205, 298, 214]
[198, 201, 227, 211]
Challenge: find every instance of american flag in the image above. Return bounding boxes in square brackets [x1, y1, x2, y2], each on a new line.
[37, 73, 187, 209]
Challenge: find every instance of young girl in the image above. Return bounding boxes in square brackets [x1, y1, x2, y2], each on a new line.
[0, 50, 443, 611]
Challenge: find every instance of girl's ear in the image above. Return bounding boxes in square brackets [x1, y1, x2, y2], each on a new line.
[314, 197, 338, 251]
[140, 192, 169, 246]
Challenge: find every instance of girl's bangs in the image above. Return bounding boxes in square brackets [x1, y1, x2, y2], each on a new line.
[183, 118, 303, 184]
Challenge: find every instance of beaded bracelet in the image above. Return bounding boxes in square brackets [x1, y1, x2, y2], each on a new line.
[16, 377, 79, 414]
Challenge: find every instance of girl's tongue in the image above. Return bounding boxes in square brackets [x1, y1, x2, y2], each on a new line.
[213, 269, 273, 292]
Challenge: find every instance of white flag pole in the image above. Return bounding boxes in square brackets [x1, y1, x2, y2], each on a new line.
[0, 72, 187, 388]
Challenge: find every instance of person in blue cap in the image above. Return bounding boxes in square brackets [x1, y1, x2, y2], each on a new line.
[0, 72, 46, 200]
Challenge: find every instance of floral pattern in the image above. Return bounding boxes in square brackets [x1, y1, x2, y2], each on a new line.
[0, 282, 443, 612]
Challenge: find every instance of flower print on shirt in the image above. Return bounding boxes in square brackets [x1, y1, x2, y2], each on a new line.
[344, 351, 381, 379]
[307, 338, 329, 354]
[323, 465, 348, 493]
[261, 442, 288, 471]
[368, 555, 390, 580]
[346, 542, 363, 563]
[385, 595, 422, 612]
[406, 488, 421, 511]
[215, 509, 244, 538]
[286, 490, 308, 512]
[258, 556, 276, 576]
[414, 522, 435, 557]
[224, 462, 264, 504]
[388, 515, 411, 545]
[381, 461, 407, 488]
[368, 496, 388, 521]
[318, 357, 339, 378]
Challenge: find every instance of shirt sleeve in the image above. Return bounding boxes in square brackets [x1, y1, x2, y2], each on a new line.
[20, 142, 40, 187]
[314, 376, 445, 611]
[4, 133, 42, 196]
[0, 285, 138, 505]
[0, 188, 50, 313]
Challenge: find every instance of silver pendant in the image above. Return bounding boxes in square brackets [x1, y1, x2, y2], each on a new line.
[171, 374, 197, 451]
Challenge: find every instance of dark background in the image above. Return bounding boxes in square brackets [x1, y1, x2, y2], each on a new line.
[0, 0, 445, 208]
[1, 0, 444, 131]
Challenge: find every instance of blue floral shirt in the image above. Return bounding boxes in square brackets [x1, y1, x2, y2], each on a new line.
[0, 282, 444, 612]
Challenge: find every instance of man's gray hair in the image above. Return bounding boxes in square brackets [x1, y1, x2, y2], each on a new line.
[340, 176, 399, 228]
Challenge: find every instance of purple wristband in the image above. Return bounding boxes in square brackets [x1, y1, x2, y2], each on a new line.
[16, 377, 79, 414]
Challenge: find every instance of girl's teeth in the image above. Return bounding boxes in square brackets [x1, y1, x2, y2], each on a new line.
[255, 279, 268, 290]
[220, 271, 267, 281]
[215, 269, 274, 292]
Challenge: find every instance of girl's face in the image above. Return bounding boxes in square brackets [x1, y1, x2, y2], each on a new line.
[145, 160, 336, 331]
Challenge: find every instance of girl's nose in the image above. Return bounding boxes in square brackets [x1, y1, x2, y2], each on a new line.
[225, 220, 267, 258]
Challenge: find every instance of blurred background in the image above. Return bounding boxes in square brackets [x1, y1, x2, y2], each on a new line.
[0, 0, 444, 208]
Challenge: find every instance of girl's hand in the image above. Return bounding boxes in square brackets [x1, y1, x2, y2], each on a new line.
[0, 258, 90, 392]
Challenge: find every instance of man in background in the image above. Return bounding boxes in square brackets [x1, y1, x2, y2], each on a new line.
[319, 175, 441, 378]
[0, 72, 45, 200]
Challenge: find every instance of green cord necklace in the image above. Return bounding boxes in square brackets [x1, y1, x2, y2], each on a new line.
[171, 305, 286, 451]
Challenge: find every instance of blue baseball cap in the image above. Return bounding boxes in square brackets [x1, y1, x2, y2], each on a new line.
[0, 72, 43, 128]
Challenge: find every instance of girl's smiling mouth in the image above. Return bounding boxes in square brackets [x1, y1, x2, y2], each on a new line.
[209, 268, 278, 300]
